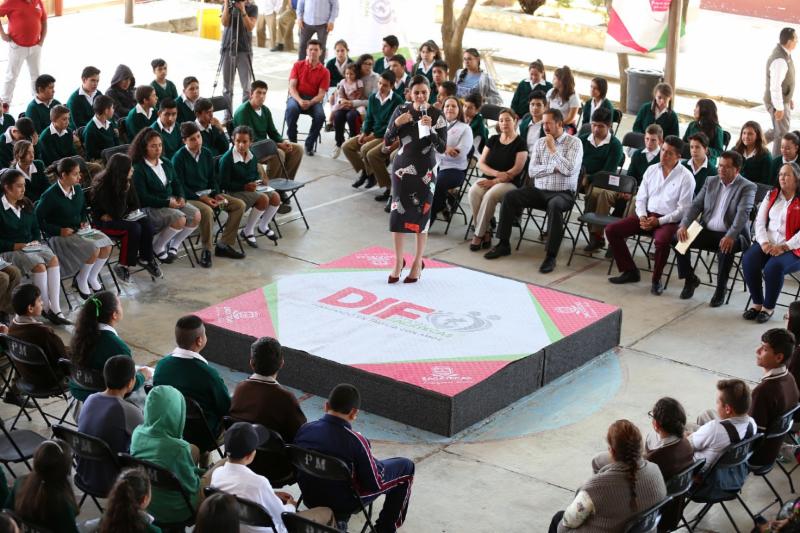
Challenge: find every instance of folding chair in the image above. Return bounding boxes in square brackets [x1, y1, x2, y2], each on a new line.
[204, 487, 278, 532]
[252, 139, 310, 231]
[58, 358, 105, 396]
[279, 93, 321, 150]
[747, 404, 800, 511]
[117, 453, 197, 530]
[515, 188, 580, 253]
[622, 132, 645, 151]
[665, 458, 705, 531]
[223, 416, 295, 488]
[622, 495, 672, 533]
[577, 123, 591, 137]
[612, 108, 623, 136]
[286, 444, 376, 533]
[101, 144, 130, 163]
[0, 414, 47, 478]
[723, 130, 732, 150]
[0, 334, 74, 430]
[51, 424, 120, 512]
[282, 511, 340, 533]
[2, 510, 52, 533]
[182, 393, 223, 458]
[210, 95, 229, 113]
[479, 104, 502, 122]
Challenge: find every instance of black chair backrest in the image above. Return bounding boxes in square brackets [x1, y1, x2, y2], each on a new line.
[0, 334, 62, 391]
[223, 416, 295, 486]
[52, 424, 118, 465]
[58, 358, 105, 392]
[714, 431, 763, 468]
[613, 108, 623, 125]
[117, 453, 196, 513]
[251, 139, 279, 161]
[622, 496, 672, 533]
[578, 123, 591, 137]
[101, 144, 130, 163]
[665, 458, 705, 497]
[723, 130, 731, 149]
[622, 132, 645, 150]
[764, 404, 800, 440]
[480, 104, 502, 122]
[680, 144, 691, 160]
[587, 172, 637, 195]
[2, 510, 53, 533]
[285, 445, 352, 482]
[282, 511, 341, 533]
[181, 393, 220, 453]
[755, 183, 773, 205]
[210, 95, 229, 113]
[204, 487, 276, 529]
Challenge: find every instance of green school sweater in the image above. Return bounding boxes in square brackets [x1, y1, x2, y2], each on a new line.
[373, 56, 390, 75]
[519, 114, 542, 143]
[682, 121, 724, 167]
[579, 133, 624, 175]
[65, 89, 102, 131]
[626, 149, 660, 184]
[0, 204, 40, 252]
[470, 113, 489, 150]
[200, 124, 230, 157]
[151, 79, 179, 108]
[510, 79, 552, 119]
[20, 160, 49, 202]
[83, 118, 120, 161]
[580, 98, 615, 126]
[125, 107, 156, 140]
[232, 102, 283, 143]
[741, 151, 772, 185]
[218, 148, 258, 192]
[152, 354, 231, 436]
[150, 121, 182, 159]
[175, 95, 196, 124]
[682, 159, 718, 194]
[171, 146, 219, 200]
[632, 101, 679, 138]
[362, 91, 404, 138]
[37, 126, 77, 165]
[0, 113, 15, 136]
[35, 182, 88, 236]
[132, 158, 184, 208]
[67, 329, 144, 401]
[326, 57, 352, 87]
[25, 98, 61, 133]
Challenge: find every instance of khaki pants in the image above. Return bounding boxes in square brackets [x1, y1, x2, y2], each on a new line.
[584, 188, 622, 235]
[188, 195, 246, 250]
[256, 13, 277, 48]
[468, 179, 517, 237]
[276, 0, 296, 51]
[0, 265, 21, 314]
[342, 137, 380, 174]
[263, 143, 302, 179]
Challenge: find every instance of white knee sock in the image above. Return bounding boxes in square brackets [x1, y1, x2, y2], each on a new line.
[244, 208, 264, 236]
[88, 257, 108, 291]
[76, 263, 92, 294]
[32, 271, 48, 312]
[153, 227, 180, 255]
[170, 225, 196, 250]
[257, 204, 280, 233]
[47, 266, 62, 314]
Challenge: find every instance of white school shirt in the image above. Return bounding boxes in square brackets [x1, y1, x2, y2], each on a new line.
[754, 191, 800, 249]
[435, 120, 473, 171]
[92, 116, 110, 130]
[135, 104, 154, 121]
[49, 123, 69, 137]
[635, 163, 695, 225]
[145, 158, 168, 187]
[232, 150, 254, 164]
[588, 130, 611, 148]
[690, 415, 756, 469]
[705, 176, 739, 232]
[169, 346, 209, 364]
[79, 87, 98, 105]
[58, 181, 75, 200]
[526, 118, 544, 153]
[687, 157, 708, 176]
[644, 146, 660, 163]
[2, 195, 20, 218]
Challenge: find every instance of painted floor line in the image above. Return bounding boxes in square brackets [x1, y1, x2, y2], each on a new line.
[286, 189, 371, 215]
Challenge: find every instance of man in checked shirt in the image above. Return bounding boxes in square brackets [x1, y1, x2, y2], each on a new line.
[484, 108, 583, 273]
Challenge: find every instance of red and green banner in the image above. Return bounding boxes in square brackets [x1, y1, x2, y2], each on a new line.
[605, 0, 686, 54]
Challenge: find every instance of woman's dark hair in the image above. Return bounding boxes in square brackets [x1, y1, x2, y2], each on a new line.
[91, 153, 139, 219]
[0, 169, 33, 212]
[194, 492, 240, 533]
[457, 48, 481, 84]
[694, 98, 719, 144]
[344, 62, 360, 80]
[651, 397, 686, 438]
[11, 284, 40, 316]
[734, 120, 769, 158]
[442, 96, 465, 123]
[0, 513, 17, 533]
[529, 59, 546, 80]
[128, 128, 162, 164]
[356, 54, 375, 76]
[12, 140, 32, 166]
[70, 291, 120, 367]
[591, 77, 608, 100]
[57, 157, 80, 178]
[15, 440, 77, 521]
[99, 469, 151, 533]
[408, 74, 430, 91]
[417, 40, 441, 63]
[607, 419, 643, 510]
[551, 66, 576, 101]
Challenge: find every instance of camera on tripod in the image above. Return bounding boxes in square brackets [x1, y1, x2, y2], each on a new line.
[228, 0, 243, 9]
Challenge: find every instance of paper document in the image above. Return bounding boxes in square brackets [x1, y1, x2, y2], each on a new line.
[675, 221, 703, 255]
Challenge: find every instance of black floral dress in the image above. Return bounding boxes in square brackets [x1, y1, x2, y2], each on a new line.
[384, 104, 447, 233]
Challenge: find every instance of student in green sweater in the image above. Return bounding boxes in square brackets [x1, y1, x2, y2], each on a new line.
[218, 126, 281, 247]
[11, 141, 47, 203]
[519, 90, 548, 153]
[65, 66, 102, 131]
[682, 98, 724, 167]
[632, 82, 679, 138]
[325, 39, 352, 90]
[125, 85, 157, 141]
[130, 385, 200, 525]
[96, 468, 162, 533]
[25, 74, 61, 134]
[194, 98, 230, 157]
[733, 120, 772, 185]
[176, 76, 199, 124]
[626, 124, 663, 183]
[37, 104, 78, 166]
[130, 128, 200, 263]
[389, 54, 410, 101]
[149, 98, 181, 159]
[412, 39, 441, 85]
[429, 60, 449, 106]
[0, 169, 69, 325]
[6, 439, 80, 533]
[152, 314, 232, 442]
[172, 121, 246, 266]
[769, 132, 799, 185]
[510, 59, 552, 119]
[82, 95, 120, 162]
[150, 58, 178, 109]
[434, 80, 457, 111]
[463, 92, 489, 154]
[0, 117, 37, 168]
[581, 77, 615, 128]
[373, 34, 399, 75]
[35, 157, 113, 298]
[580, 107, 624, 176]
[68, 290, 150, 402]
[0, 109, 14, 136]
[681, 132, 718, 194]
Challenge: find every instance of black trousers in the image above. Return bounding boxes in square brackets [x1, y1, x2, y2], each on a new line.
[675, 228, 742, 290]
[497, 187, 573, 257]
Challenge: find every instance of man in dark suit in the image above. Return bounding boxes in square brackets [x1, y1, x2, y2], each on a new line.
[676, 150, 756, 307]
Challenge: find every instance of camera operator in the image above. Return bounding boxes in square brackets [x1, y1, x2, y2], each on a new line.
[221, 0, 258, 120]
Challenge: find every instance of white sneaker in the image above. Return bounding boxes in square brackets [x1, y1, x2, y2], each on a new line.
[331, 145, 341, 159]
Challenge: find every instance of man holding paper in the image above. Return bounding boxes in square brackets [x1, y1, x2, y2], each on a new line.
[606, 136, 694, 295]
[675, 151, 756, 307]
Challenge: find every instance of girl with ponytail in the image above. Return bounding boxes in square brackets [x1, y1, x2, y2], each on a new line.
[99, 469, 160, 533]
[454, 48, 502, 106]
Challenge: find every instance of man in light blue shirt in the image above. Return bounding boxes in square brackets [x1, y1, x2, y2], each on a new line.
[297, 0, 338, 61]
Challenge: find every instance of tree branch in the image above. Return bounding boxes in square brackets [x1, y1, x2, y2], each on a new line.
[455, 0, 479, 35]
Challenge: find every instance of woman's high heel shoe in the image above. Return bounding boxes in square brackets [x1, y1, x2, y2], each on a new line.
[388, 259, 406, 284]
[403, 261, 425, 283]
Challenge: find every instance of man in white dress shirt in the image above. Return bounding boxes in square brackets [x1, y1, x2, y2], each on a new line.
[765, 28, 797, 157]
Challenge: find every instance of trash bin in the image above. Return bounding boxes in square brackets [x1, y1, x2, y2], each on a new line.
[197, 8, 221, 40]
[626, 68, 664, 114]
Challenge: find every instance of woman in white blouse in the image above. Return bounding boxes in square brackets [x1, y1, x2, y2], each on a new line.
[546, 66, 580, 134]
[432, 97, 473, 227]
[743, 161, 800, 323]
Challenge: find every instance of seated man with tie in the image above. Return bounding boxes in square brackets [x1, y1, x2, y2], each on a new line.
[676, 150, 756, 307]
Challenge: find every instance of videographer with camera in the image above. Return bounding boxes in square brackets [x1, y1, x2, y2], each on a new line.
[221, 0, 257, 120]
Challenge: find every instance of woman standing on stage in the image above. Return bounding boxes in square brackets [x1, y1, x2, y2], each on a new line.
[384, 75, 447, 283]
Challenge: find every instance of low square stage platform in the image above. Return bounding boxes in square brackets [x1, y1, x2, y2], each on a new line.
[197, 247, 621, 436]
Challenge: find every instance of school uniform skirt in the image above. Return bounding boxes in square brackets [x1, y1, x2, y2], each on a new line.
[1, 246, 57, 275]
[143, 205, 200, 232]
[49, 233, 113, 278]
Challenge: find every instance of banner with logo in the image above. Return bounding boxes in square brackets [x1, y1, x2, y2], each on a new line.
[197, 247, 617, 396]
[330, 0, 408, 56]
[605, 0, 686, 54]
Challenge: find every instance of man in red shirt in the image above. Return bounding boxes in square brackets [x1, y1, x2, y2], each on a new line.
[285, 38, 329, 156]
[0, 0, 46, 108]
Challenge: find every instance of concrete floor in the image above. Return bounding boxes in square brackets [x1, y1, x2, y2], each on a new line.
[0, 2, 797, 532]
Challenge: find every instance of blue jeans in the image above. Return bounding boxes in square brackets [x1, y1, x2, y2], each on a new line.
[285, 96, 324, 151]
[742, 242, 800, 308]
